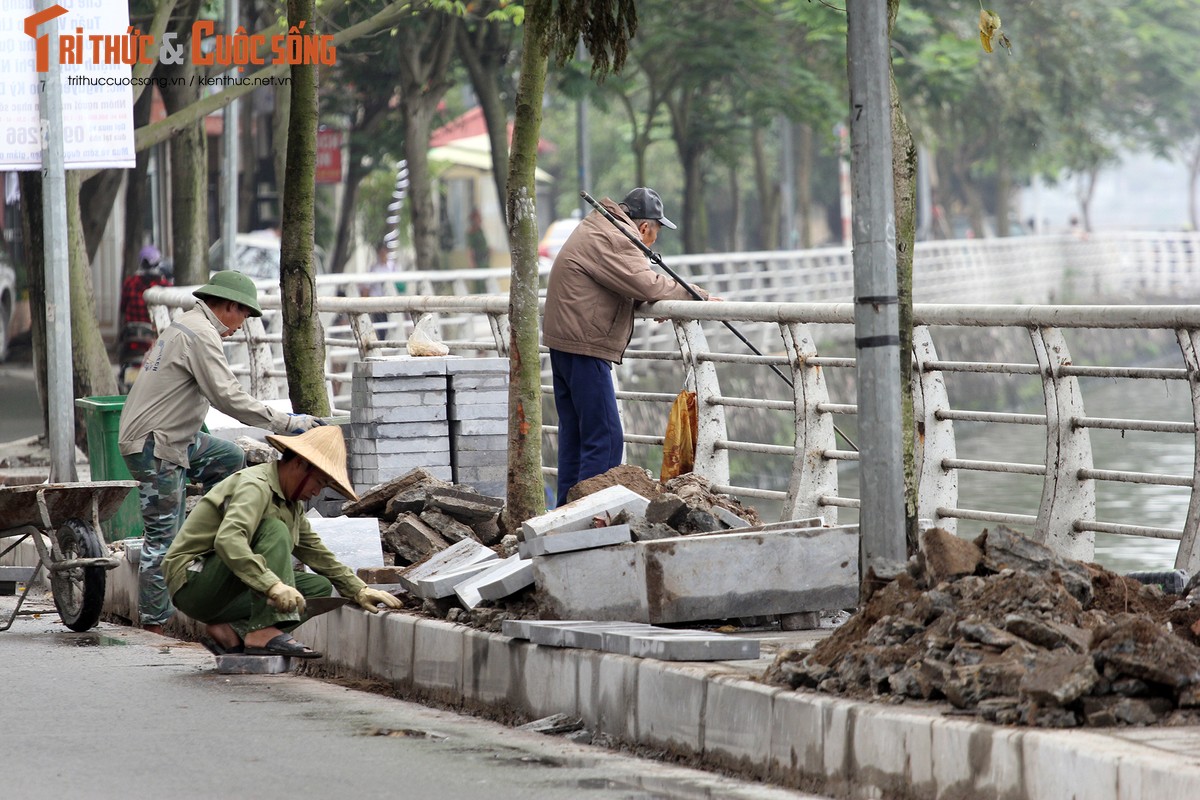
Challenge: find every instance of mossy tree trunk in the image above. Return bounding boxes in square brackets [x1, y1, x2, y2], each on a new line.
[279, 0, 329, 417]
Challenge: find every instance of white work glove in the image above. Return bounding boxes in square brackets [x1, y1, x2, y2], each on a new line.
[285, 414, 324, 434]
[354, 587, 403, 614]
[266, 581, 306, 614]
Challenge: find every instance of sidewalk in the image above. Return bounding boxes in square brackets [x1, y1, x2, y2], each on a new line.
[96, 547, 1200, 800]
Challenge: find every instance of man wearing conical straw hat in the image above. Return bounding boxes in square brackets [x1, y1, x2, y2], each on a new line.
[163, 426, 402, 658]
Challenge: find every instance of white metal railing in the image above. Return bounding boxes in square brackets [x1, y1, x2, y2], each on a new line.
[143, 232, 1200, 573]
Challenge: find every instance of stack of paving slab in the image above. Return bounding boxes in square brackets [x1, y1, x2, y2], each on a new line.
[445, 358, 509, 499]
[348, 355, 509, 498]
[350, 357, 452, 491]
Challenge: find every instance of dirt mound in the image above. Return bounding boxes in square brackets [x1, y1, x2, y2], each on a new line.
[765, 526, 1200, 728]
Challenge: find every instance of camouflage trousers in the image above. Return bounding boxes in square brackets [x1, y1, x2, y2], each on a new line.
[123, 433, 245, 627]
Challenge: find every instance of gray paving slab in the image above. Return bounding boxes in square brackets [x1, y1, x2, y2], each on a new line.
[476, 555, 535, 601]
[306, 512, 385, 572]
[214, 654, 294, 674]
[399, 538, 498, 593]
[521, 485, 650, 540]
[356, 356, 448, 377]
[622, 632, 760, 661]
[413, 560, 499, 599]
[519, 523, 632, 558]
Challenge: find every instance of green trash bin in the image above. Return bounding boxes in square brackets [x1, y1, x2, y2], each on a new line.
[75, 395, 142, 542]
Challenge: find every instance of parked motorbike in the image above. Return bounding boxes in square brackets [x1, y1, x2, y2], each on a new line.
[116, 321, 157, 393]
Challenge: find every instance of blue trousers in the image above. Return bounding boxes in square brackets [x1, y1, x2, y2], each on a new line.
[550, 349, 623, 506]
[123, 433, 245, 626]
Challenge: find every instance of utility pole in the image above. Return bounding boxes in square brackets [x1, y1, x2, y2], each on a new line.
[36, 0, 76, 482]
[847, 2, 905, 576]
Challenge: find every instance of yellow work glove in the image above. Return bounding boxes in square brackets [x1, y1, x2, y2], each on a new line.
[354, 587, 403, 614]
[266, 581, 306, 614]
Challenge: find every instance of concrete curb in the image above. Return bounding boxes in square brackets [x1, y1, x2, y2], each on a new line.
[100, 555, 1200, 799]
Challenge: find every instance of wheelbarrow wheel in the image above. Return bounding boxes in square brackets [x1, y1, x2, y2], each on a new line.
[51, 518, 107, 632]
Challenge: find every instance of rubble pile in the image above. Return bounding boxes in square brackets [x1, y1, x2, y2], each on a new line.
[765, 525, 1200, 728]
[340, 465, 770, 629]
[344, 466, 762, 569]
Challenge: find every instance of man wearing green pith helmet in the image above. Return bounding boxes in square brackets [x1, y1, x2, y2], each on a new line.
[118, 271, 324, 635]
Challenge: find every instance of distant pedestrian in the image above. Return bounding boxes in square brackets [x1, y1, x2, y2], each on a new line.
[466, 207, 490, 268]
[119, 245, 172, 328]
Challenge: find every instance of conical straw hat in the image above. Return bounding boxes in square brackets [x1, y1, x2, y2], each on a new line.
[265, 425, 358, 501]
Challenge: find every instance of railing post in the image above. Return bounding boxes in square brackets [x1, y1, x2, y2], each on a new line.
[241, 316, 278, 400]
[911, 327, 957, 531]
[348, 312, 379, 360]
[673, 320, 729, 486]
[1030, 327, 1095, 560]
[1173, 328, 1200, 572]
[488, 313, 511, 356]
[780, 322, 837, 524]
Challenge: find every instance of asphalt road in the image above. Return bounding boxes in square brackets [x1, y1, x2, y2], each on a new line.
[1, 592, 825, 800]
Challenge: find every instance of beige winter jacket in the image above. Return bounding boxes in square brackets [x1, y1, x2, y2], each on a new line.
[542, 199, 705, 364]
[117, 301, 292, 467]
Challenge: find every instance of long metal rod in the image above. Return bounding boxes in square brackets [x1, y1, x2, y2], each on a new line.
[579, 190, 859, 451]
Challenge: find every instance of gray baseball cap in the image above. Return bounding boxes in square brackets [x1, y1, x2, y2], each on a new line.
[621, 187, 677, 230]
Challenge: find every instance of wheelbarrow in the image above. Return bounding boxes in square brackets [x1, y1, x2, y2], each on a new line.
[0, 481, 137, 633]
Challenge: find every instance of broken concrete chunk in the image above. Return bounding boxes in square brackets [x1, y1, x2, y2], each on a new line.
[425, 487, 504, 524]
[383, 513, 451, 565]
[712, 505, 749, 529]
[1020, 652, 1100, 706]
[645, 494, 687, 527]
[977, 525, 1093, 605]
[419, 509, 476, 544]
[343, 468, 447, 518]
[613, 510, 678, 542]
[920, 526, 982, 584]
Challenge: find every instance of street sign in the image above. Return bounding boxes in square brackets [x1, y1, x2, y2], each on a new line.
[316, 127, 342, 185]
[0, 1, 135, 171]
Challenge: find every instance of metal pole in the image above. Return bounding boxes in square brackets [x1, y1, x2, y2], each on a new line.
[37, 0, 76, 483]
[847, 2, 905, 574]
[221, 0, 241, 271]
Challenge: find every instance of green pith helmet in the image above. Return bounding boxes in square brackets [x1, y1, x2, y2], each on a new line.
[192, 271, 263, 317]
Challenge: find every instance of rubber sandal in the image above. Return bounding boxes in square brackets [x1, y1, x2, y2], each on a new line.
[199, 636, 244, 656]
[243, 633, 322, 659]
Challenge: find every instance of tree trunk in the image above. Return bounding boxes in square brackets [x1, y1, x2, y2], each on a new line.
[680, 145, 706, 253]
[67, 173, 118, 446]
[279, 0, 329, 417]
[1189, 142, 1200, 231]
[888, 0, 919, 553]
[121, 88, 155, 280]
[455, 15, 513, 227]
[796, 123, 814, 248]
[80, 171, 123, 265]
[273, 81, 291, 218]
[330, 155, 368, 274]
[752, 127, 780, 250]
[161, 50, 209, 286]
[396, 14, 456, 271]
[500, 0, 549, 534]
